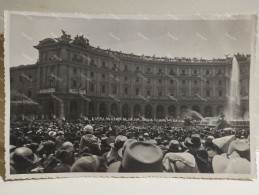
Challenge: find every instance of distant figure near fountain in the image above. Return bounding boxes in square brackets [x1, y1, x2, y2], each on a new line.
[183, 116, 194, 127]
[216, 112, 230, 130]
[227, 56, 241, 119]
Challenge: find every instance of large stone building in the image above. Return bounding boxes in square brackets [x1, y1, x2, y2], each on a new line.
[10, 31, 250, 120]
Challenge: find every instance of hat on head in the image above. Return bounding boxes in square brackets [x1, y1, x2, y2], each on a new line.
[212, 155, 250, 174]
[227, 140, 250, 161]
[186, 134, 201, 148]
[118, 139, 137, 158]
[71, 156, 100, 172]
[138, 135, 144, 141]
[148, 139, 158, 145]
[205, 135, 214, 143]
[57, 131, 64, 135]
[162, 140, 169, 146]
[168, 140, 181, 152]
[212, 135, 235, 153]
[82, 125, 94, 134]
[48, 131, 57, 137]
[56, 146, 74, 164]
[10, 147, 38, 166]
[62, 141, 74, 150]
[10, 145, 17, 153]
[55, 163, 71, 173]
[100, 134, 108, 141]
[108, 142, 163, 172]
[163, 152, 199, 173]
[110, 135, 128, 149]
[182, 137, 191, 149]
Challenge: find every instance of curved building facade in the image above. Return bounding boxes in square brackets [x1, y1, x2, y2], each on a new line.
[10, 32, 250, 120]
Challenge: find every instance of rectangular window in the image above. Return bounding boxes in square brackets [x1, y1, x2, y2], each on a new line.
[73, 80, 77, 88]
[206, 90, 210, 97]
[206, 70, 210, 75]
[124, 87, 128, 95]
[147, 78, 151, 84]
[102, 85, 106, 93]
[194, 80, 197, 85]
[159, 79, 162, 84]
[113, 64, 118, 71]
[182, 70, 185, 75]
[170, 80, 174, 84]
[27, 89, 32, 98]
[90, 83, 94, 92]
[219, 80, 222, 85]
[113, 86, 117, 94]
[102, 74, 105, 79]
[182, 80, 186, 84]
[219, 90, 223, 97]
[91, 72, 94, 77]
[147, 90, 151, 96]
[73, 68, 77, 74]
[136, 88, 139, 95]
[125, 76, 128, 81]
[169, 69, 175, 75]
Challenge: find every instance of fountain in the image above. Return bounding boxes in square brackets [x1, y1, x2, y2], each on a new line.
[227, 56, 241, 119]
[186, 109, 204, 120]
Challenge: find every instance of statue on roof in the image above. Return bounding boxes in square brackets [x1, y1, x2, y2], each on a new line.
[73, 34, 89, 47]
[56, 30, 72, 43]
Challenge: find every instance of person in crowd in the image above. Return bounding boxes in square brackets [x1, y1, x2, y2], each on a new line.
[79, 125, 101, 156]
[106, 135, 127, 165]
[10, 146, 38, 174]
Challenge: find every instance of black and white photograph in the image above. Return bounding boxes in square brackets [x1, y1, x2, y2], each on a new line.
[4, 12, 257, 179]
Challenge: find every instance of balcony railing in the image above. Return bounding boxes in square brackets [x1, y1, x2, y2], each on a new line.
[39, 88, 55, 93]
[69, 89, 86, 95]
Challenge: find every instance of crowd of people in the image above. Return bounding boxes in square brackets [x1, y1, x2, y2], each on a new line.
[9, 117, 251, 175]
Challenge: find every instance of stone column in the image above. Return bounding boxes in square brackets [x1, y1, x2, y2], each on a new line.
[175, 105, 180, 119]
[118, 102, 122, 117]
[129, 103, 133, 118]
[96, 102, 100, 117]
[85, 101, 89, 117]
[60, 100, 65, 118]
[36, 66, 41, 90]
[164, 104, 168, 118]
[141, 103, 145, 117]
[107, 102, 111, 116]
[153, 103, 157, 119]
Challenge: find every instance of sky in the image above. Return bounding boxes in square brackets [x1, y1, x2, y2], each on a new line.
[7, 13, 254, 67]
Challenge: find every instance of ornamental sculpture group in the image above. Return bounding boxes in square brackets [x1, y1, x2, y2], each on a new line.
[59, 30, 89, 47]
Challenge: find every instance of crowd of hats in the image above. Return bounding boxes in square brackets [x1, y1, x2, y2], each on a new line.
[9, 119, 250, 174]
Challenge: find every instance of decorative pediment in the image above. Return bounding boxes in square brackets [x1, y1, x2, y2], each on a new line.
[37, 38, 56, 47]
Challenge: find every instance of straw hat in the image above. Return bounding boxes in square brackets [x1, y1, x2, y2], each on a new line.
[212, 155, 250, 174]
